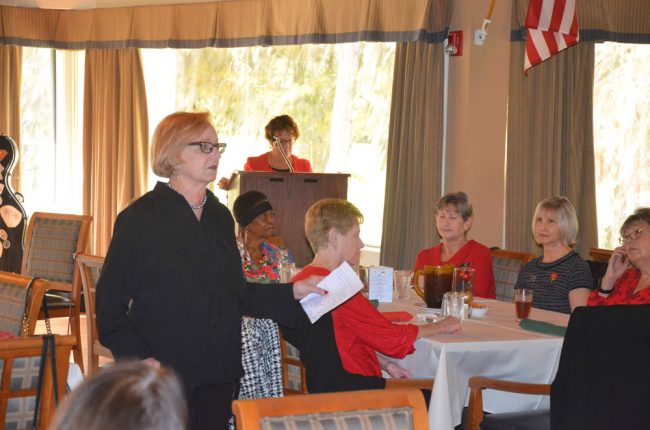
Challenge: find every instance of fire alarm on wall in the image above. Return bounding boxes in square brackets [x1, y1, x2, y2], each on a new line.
[445, 30, 463, 56]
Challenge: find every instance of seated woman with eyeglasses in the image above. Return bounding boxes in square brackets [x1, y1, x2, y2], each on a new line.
[589, 207, 650, 306]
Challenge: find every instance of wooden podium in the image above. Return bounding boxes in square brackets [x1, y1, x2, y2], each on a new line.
[227, 171, 350, 267]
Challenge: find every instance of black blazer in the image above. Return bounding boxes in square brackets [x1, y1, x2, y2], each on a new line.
[96, 182, 296, 389]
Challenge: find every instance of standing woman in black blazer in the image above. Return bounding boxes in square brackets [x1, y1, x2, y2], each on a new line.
[96, 111, 323, 430]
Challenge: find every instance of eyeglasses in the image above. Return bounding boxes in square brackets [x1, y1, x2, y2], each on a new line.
[188, 141, 227, 154]
[619, 227, 648, 245]
[273, 136, 294, 146]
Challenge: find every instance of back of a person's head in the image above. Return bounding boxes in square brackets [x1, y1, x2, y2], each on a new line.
[50, 361, 187, 430]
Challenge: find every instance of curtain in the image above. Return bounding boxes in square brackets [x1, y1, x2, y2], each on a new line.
[0, 0, 449, 49]
[380, 41, 446, 269]
[506, 38, 597, 258]
[0, 45, 21, 191]
[83, 49, 149, 255]
[380, 0, 451, 269]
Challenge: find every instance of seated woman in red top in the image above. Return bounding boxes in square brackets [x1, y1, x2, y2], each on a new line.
[413, 192, 496, 299]
[589, 207, 650, 306]
[244, 114, 312, 172]
[286, 198, 460, 392]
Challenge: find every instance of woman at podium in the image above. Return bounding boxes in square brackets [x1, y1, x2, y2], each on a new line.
[218, 115, 312, 190]
[244, 114, 312, 173]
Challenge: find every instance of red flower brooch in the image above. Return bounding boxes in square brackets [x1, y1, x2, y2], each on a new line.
[550, 272, 558, 281]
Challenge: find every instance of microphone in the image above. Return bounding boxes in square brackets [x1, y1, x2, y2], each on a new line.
[273, 136, 295, 173]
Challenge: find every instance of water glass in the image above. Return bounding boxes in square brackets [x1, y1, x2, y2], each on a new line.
[442, 292, 465, 320]
[514, 288, 534, 321]
[393, 270, 412, 300]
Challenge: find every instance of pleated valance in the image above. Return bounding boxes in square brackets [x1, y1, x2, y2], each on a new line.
[0, 0, 452, 49]
[511, 0, 650, 43]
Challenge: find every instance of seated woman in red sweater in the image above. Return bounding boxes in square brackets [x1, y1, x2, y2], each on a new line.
[286, 198, 460, 392]
[413, 191, 496, 299]
[244, 114, 312, 172]
[589, 207, 650, 306]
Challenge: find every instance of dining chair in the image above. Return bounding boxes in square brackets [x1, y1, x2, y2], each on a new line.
[0, 272, 48, 336]
[0, 334, 75, 430]
[232, 388, 428, 430]
[280, 332, 308, 394]
[76, 253, 113, 375]
[465, 304, 650, 430]
[22, 212, 92, 372]
[490, 248, 535, 302]
[588, 247, 613, 263]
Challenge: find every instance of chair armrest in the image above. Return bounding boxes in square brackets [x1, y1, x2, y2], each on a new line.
[384, 378, 434, 390]
[466, 376, 551, 430]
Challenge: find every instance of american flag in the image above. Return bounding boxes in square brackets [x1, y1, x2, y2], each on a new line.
[524, 0, 579, 74]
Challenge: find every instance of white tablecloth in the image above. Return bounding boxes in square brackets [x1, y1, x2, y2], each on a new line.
[380, 293, 569, 430]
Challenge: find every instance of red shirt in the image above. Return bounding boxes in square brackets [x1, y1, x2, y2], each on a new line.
[292, 265, 418, 377]
[413, 239, 496, 299]
[244, 152, 313, 172]
[588, 267, 650, 306]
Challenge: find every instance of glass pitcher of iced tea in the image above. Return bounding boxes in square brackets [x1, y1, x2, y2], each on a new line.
[412, 264, 455, 308]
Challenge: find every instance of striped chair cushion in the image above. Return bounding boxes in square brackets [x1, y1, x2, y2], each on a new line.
[0, 282, 28, 335]
[2, 356, 41, 430]
[260, 407, 414, 430]
[492, 256, 525, 302]
[25, 218, 82, 284]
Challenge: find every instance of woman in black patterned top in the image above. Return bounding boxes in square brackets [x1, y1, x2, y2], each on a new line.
[515, 196, 592, 314]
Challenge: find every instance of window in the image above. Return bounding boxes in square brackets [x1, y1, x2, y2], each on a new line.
[20, 48, 84, 215]
[142, 43, 395, 247]
[593, 42, 650, 248]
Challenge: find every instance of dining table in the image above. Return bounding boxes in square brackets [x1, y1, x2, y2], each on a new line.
[379, 292, 569, 430]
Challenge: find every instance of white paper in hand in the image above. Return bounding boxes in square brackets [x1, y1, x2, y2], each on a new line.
[299, 261, 363, 323]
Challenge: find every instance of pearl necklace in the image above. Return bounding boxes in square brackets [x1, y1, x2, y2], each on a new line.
[167, 182, 207, 210]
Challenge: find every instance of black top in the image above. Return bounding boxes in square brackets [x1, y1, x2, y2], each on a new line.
[96, 182, 296, 389]
[282, 307, 385, 393]
[515, 250, 592, 314]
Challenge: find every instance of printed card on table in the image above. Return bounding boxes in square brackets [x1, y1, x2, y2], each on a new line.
[369, 266, 394, 303]
[300, 262, 363, 323]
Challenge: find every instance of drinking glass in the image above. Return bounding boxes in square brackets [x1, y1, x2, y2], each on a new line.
[452, 267, 475, 317]
[442, 292, 465, 320]
[393, 270, 412, 300]
[514, 289, 534, 321]
[358, 266, 369, 296]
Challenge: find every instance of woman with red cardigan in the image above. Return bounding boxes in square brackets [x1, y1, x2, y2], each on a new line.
[589, 207, 650, 306]
[285, 198, 460, 392]
[413, 192, 496, 299]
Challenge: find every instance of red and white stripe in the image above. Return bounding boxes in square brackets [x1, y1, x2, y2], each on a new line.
[524, 0, 579, 74]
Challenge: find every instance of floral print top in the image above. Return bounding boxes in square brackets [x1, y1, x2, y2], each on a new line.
[237, 238, 293, 283]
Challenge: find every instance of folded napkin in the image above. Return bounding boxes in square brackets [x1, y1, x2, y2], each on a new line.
[381, 311, 413, 322]
[519, 319, 566, 337]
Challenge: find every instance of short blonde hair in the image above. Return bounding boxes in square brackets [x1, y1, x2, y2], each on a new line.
[50, 361, 187, 430]
[151, 111, 214, 178]
[305, 198, 363, 252]
[532, 196, 579, 247]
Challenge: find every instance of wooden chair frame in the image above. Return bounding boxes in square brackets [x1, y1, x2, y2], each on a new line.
[589, 247, 613, 263]
[233, 388, 428, 430]
[77, 253, 113, 375]
[0, 335, 75, 429]
[22, 212, 92, 373]
[0, 271, 48, 336]
[490, 249, 536, 265]
[466, 376, 551, 430]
